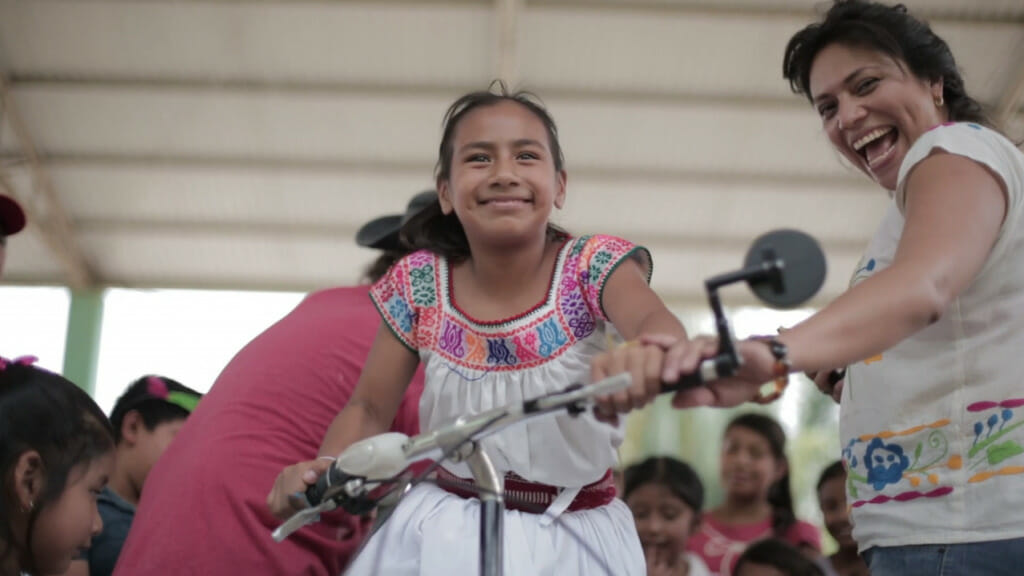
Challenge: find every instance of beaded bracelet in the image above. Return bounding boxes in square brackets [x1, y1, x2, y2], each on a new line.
[750, 337, 791, 404]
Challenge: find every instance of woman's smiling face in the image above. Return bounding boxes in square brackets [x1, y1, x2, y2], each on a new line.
[809, 42, 946, 191]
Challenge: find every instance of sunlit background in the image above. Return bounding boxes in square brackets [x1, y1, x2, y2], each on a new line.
[0, 283, 838, 540]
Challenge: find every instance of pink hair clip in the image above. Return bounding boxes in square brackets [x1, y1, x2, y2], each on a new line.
[0, 355, 39, 371]
[146, 375, 169, 399]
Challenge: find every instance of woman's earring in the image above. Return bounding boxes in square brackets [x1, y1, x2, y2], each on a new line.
[935, 95, 944, 107]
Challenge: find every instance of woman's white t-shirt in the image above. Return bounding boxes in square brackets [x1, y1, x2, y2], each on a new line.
[841, 123, 1024, 550]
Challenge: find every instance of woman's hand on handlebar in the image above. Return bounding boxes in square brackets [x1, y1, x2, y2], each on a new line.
[653, 334, 780, 409]
[266, 458, 334, 519]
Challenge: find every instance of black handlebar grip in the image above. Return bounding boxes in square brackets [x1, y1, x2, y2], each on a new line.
[660, 369, 705, 394]
[305, 462, 344, 507]
[828, 369, 846, 386]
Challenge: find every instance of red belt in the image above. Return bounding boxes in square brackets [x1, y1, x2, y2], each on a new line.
[435, 468, 616, 513]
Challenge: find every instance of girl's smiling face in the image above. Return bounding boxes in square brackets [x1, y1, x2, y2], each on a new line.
[30, 452, 113, 575]
[438, 100, 566, 250]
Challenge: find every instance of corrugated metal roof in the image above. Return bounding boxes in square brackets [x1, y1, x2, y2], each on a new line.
[1, 0, 1021, 306]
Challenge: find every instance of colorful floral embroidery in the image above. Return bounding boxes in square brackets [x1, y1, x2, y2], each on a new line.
[563, 298, 596, 339]
[844, 419, 953, 506]
[512, 332, 544, 363]
[486, 338, 517, 366]
[386, 296, 414, 335]
[464, 332, 487, 365]
[966, 399, 1024, 482]
[536, 318, 569, 357]
[851, 487, 953, 508]
[864, 437, 910, 490]
[575, 235, 651, 321]
[439, 320, 466, 357]
[410, 262, 437, 307]
[844, 398, 1024, 507]
[369, 236, 649, 372]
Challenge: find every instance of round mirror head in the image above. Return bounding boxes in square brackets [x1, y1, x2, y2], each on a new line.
[744, 229, 826, 308]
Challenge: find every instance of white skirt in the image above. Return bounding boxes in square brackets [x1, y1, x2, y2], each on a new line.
[344, 482, 644, 576]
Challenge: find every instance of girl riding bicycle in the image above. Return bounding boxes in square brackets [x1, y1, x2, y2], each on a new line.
[268, 84, 688, 575]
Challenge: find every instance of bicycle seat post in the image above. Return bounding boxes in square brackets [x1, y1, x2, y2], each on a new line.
[463, 444, 505, 576]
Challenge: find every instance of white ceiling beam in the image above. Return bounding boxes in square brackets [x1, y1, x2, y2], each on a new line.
[0, 75, 94, 289]
[6, 74, 804, 111]
[49, 0, 1021, 23]
[68, 217, 870, 252]
[6, 74, 477, 98]
[0, 151, 870, 189]
[494, 0, 522, 85]
[532, 0, 1024, 25]
[994, 38, 1024, 131]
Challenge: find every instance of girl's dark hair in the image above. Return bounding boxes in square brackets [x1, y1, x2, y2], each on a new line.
[623, 456, 705, 515]
[816, 459, 846, 492]
[783, 0, 991, 127]
[726, 412, 796, 539]
[401, 81, 568, 262]
[734, 539, 825, 576]
[1, 362, 115, 574]
[362, 250, 408, 284]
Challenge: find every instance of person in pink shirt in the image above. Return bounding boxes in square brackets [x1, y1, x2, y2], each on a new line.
[112, 191, 434, 576]
[687, 413, 821, 576]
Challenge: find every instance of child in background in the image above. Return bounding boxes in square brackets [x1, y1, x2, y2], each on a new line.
[687, 413, 821, 575]
[815, 462, 868, 576]
[0, 356, 115, 576]
[64, 376, 202, 576]
[623, 456, 711, 576]
[269, 83, 688, 575]
[733, 539, 825, 576]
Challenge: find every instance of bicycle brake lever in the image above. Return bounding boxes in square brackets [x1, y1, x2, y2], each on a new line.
[271, 498, 338, 543]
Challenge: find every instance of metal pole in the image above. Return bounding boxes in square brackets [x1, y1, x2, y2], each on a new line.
[62, 288, 105, 394]
[464, 446, 504, 576]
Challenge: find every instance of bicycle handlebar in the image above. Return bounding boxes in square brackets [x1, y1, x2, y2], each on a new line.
[279, 363, 734, 543]
[293, 372, 633, 527]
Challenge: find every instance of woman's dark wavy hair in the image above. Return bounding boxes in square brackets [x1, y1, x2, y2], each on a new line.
[623, 456, 705, 515]
[734, 538, 825, 576]
[1, 362, 114, 575]
[783, 0, 991, 128]
[726, 413, 797, 540]
[401, 81, 568, 262]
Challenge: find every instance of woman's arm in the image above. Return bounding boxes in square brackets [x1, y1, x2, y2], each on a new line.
[665, 151, 1009, 408]
[779, 152, 1006, 373]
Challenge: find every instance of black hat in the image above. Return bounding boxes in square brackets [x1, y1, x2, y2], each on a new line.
[0, 194, 26, 236]
[356, 190, 438, 251]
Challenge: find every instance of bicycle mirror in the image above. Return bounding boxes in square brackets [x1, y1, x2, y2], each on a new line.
[743, 229, 826, 308]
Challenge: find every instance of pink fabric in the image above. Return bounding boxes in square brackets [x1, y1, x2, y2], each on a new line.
[113, 286, 424, 576]
[686, 512, 821, 576]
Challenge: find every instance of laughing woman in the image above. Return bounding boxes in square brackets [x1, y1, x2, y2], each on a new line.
[622, 1, 1024, 575]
